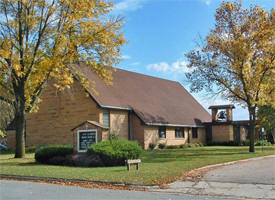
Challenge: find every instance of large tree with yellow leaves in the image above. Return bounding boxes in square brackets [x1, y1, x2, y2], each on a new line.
[0, 0, 125, 158]
[185, 2, 274, 152]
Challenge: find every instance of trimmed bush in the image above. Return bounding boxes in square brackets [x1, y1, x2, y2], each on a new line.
[206, 140, 273, 146]
[149, 143, 156, 150]
[178, 143, 204, 148]
[197, 142, 204, 147]
[254, 140, 272, 146]
[35, 145, 73, 164]
[165, 145, 180, 149]
[87, 139, 143, 166]
[158, 143, 166, 149]
[180, 143, 194, 148]
[207, 141, 240, 146]
[26, 145, 38, 153]
[241, 139, 250, 146]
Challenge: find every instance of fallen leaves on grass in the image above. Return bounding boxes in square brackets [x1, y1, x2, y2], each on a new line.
[0, 177, 147, 191]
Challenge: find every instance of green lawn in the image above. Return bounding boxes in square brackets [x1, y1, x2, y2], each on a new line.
[0, 146, 274, 185]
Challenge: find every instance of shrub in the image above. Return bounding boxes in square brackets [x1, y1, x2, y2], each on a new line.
[254, 140, 272, 146]
[87, 139, 143, 166]
[241, 139, 250, 146]
[179, 143, 204, 148]
[35, 145, 73, 164]
[158, 143, 166, 149]
[188, 143, 196, 148]
[207, 141, 240, 146]
[180, 143, 194, 148]
[197, 142, 204, 147]
[108, 131, 119, 140]
[165, 145, 180, 149]
[26, 145, 38, 153]
[149, 143, 156, 150]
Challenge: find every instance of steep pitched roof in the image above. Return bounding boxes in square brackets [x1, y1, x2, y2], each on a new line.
[75, 64, 211, 126]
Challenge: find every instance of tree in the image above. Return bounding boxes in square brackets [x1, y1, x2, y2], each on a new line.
[0, 0, 125, 158]
[185, 1, 274, 152]
[0, 101, 14, 137]
[257, 105, 275, 144]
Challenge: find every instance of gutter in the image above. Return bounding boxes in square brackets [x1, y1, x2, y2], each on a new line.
[145, 122, 205, 128]
[100, 105, 132, 111]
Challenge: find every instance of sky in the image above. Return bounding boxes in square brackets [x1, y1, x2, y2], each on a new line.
[110, 0, 274, 120]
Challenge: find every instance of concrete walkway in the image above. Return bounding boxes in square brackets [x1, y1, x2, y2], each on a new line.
[151, 155, 275, 199]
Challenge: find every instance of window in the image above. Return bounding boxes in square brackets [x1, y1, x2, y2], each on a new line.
[192, 128, 198, 138]
[175, 127, 184, 138]
[159, 126, 166, 138]
[102, 110, 110, 127]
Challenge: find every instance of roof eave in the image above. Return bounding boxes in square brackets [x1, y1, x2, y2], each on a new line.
[145, 122, 205, 128]
[100, 105, 132, 111]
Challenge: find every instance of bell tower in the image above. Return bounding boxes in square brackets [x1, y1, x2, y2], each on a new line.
[208, 105, 235, 122]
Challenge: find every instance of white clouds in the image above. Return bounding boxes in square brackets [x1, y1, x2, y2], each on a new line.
[113, 0, 147, 13]
[147, 60, 191, 74]
[147, 62, 169, 73]
[203, 0, 211, 5]
[121, 55, 131, 60]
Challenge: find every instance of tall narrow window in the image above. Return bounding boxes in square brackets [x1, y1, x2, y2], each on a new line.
[192, 128, 198, 138]
[175, 127, 184, 138]
[103, 110, 110, 127]
[159, 126, 166, 138]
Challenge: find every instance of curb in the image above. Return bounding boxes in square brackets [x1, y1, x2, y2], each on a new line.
[0, 174, 157, 189]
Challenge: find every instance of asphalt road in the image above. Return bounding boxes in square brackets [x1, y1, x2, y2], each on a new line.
[152, 155, 275, 199]
[203, 155, 275, 185]
[0, 180, 234, 200]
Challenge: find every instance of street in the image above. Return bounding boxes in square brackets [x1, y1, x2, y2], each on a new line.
[0, 180, 234, 200]
[152, 155, 275, 199]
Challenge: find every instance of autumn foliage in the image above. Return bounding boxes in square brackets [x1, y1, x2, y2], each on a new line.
[185, 2, 274, 152]
[0, 0, 125, 157]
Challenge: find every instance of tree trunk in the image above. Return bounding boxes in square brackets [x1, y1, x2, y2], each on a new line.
[14, 86, 26, 158]
[248, 107, 256, 153]
[14, 113, 26, 158]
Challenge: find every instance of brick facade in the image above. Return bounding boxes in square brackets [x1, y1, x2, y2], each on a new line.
[212, 125, 234, 142]
[143, 126, 205, 149]
[6, 81, 207, 150]
[24, 80, 101, 147]
[109, 110, 129, 139]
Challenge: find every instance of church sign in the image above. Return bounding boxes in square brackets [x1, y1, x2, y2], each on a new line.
[77, 129, 98, 152]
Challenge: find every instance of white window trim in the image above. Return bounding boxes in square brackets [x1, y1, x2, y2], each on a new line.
[77, 129, 98, 153]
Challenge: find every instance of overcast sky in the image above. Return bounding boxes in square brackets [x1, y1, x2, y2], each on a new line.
[111, 0, 274, 120]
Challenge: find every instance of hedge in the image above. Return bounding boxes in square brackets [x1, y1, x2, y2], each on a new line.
[35, 145, 73, 164]
[87, 139, 143, 166]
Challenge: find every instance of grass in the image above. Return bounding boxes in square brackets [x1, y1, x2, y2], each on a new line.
[0, 146, 274, 185]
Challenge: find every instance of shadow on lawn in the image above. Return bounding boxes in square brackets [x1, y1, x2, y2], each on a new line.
[0, 161, 35, 166]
